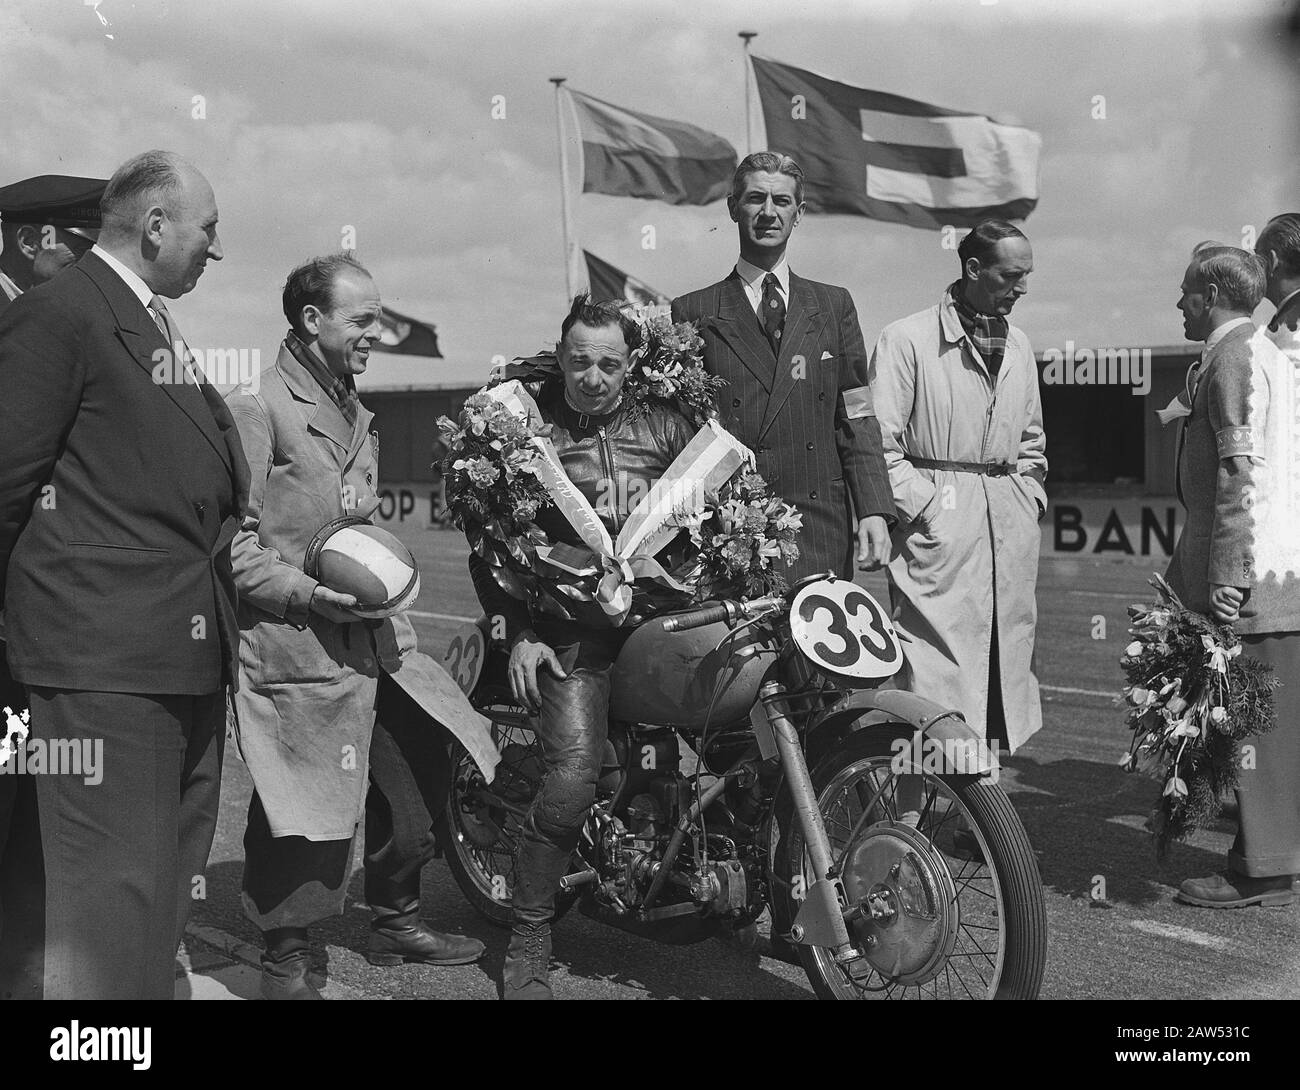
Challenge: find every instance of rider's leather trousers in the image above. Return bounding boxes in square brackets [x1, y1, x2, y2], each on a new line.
[512, 621, 630, 925]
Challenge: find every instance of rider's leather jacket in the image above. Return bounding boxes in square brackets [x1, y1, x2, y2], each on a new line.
[469, 381, 696, 642]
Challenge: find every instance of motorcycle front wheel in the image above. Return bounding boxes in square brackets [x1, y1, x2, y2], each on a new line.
[772, 729, 1047, 999]
[435, 690, 579, 929]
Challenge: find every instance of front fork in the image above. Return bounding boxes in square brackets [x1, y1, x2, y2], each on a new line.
[759, 681, 857, 960]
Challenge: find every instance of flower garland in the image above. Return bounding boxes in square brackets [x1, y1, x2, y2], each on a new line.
[1118, 573, 1277, 856]
[485, 312, 727, 429]
[437, 313, 800, 625]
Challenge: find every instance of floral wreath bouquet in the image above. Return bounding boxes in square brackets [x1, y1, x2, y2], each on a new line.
[1118, 573, 1277, 856]
[437, 310, 802, 627]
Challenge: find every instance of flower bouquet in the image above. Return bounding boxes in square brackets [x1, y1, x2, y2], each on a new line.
[1118, 573, 1277, 856]
[673, 470, 802, 600]
[438, 312, 800, 627]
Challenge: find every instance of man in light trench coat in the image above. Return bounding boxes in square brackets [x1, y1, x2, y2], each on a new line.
[227, 252, 491, 999]
[869, 219, 1047, 764]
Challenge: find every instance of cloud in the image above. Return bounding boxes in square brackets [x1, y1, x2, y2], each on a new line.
[1, 0, 1296, 389]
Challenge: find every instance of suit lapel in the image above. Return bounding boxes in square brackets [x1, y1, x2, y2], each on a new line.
[347, 402, 375, 469]
[276, 343, 355, 456]
[707, 272, 776, 393]
[80, 251, 234, 477]
[758, 273, 821, 440]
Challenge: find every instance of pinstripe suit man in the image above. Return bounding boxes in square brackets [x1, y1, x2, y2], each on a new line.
[672, 152, 895, 581]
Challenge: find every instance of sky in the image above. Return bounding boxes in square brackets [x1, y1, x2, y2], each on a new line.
[1, 0, 1297, 391]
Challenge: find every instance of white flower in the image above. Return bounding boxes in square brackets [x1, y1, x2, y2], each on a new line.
[1, 706, 30, 764]
[1209, 705, 1228, 724]
[1125, 641, 1144, 657]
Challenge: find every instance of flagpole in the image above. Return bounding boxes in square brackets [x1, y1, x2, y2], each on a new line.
[550, 77, 576, 303]
[739, 31, 757, 155]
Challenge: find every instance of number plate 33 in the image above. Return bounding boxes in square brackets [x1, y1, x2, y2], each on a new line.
[790, 580, 903, 682]
[442, 621, 487, 697]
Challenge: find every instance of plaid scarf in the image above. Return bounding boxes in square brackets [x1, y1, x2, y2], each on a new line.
[284, 329, 358, 428]
[950, 281, 1008, 377]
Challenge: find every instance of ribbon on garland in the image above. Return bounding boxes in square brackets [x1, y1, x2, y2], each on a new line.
[483, 380, 754, 624]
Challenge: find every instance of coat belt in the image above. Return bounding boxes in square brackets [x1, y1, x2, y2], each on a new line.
[904, 455, 1015, 477]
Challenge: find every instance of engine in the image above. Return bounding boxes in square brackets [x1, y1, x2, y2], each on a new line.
[577, 724, 767, 925]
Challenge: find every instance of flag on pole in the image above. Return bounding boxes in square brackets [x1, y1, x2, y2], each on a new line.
[750, 56, 1041, 229]
[583, 251, 671, 312]
[373, 306, 442, 358]
[568, 88, 737, 206]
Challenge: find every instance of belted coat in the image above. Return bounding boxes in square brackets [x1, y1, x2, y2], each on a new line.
[869, 291, 1048, 751]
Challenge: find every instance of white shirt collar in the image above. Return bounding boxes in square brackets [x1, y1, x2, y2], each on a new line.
[1268, 286, 1300, 331]
[1204, 315, 1253, 353]
[91, 244, 156, 310]
[0, 268, 22, 303]
[735, 255, 790, 314]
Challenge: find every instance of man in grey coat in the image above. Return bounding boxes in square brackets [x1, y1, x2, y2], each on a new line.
[228, 253, 483, 998]
[1164, 242, 1300, 908]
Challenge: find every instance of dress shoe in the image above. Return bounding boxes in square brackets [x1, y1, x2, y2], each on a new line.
[366, 921, 486, 966]
[259, 950, 323, 1000]
[501, 921, 553, 1000]
[1176, 872, 1296, 909]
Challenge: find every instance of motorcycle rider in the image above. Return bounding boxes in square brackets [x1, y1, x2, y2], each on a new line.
[469, 294, 697, 1000]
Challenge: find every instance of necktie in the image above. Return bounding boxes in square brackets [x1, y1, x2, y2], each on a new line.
[150, 295, 198, 384]
[760, 273, 785, 355]
[150, 294, 232, 439]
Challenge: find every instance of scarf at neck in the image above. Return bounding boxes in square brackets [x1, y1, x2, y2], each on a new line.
[285, 329, 358, 428]
[950, 281, 1008, 377]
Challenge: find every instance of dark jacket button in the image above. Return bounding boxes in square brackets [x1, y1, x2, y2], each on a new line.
[809, 490, 818, 499]
[732, 398, 741, 407]
[818, 392, 826, 401]
[194, 501, 206, 518]
[806, 442, 814, 450]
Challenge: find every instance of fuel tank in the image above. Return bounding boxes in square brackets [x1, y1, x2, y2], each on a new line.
[609, 617, 778, 729]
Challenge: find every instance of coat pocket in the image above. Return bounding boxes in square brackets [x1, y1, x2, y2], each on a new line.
[241, 613, 345, 685]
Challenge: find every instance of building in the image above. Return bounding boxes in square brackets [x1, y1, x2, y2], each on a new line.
[359, 345, 1199, 561]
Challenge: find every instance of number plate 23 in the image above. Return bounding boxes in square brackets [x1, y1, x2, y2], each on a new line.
[790, 580, 903, 681]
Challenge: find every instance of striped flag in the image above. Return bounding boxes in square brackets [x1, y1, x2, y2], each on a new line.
[583, 251, 671, 314]
[750, 56, 1041, 229]
[568, 89, 737, 206]
[374, 306, 441, 358]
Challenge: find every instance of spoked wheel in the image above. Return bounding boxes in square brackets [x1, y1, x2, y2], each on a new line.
[773, 730, 1046, 1000]
[436, 691, 578, 928]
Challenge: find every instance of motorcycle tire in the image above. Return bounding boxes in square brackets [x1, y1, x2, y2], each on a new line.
[771, 728, 1046, 1000]
[435, 695, 579, 930]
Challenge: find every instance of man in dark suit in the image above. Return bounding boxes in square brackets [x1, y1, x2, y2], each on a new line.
[0, 150, 248, 999]
[672, 151, 894, 581]
[0, 176, 106, 982]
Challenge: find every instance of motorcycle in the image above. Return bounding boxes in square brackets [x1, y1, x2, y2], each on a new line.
[437, 573, 1046, 999]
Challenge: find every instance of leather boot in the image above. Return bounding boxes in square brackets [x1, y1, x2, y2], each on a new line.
[501, 834, 574, 1000]
[366, 870, 485, 967]
[502, 922, 553, 1000]
[259, 928, 322, 1001]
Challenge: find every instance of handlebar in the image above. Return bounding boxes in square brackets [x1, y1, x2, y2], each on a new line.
[659, 593, 787, 633]
[660, 601, 737, 632]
